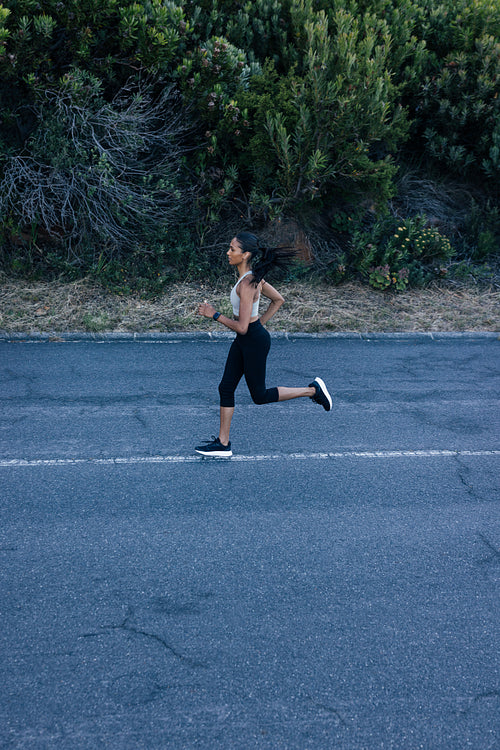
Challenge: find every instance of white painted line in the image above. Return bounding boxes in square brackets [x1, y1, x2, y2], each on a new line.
[0, 449, 499, 468]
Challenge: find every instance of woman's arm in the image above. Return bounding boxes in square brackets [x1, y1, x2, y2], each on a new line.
[259, 281, 284, 325]
[198, 280, 255, 335]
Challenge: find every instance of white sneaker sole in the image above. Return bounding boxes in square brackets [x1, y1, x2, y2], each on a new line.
[313, 377, 332, 411]
[195, 449, 233, 457]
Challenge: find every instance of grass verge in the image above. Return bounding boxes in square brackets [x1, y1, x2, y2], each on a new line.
[0, 277, 498, 333]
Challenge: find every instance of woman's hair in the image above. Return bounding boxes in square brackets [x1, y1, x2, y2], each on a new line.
[235, 231, 295, 285]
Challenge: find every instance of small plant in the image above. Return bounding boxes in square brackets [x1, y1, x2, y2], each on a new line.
[368, 265, 409, 291]
[82, 312, 110, 332]
[325, 256, 349, 285]
[331, 212, 356, 234]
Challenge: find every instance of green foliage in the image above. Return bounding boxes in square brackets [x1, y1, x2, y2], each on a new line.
[175, 34, 258, 154]
[457, 198, 500, 261]
[87, 235, 199, 297]
[0, 0, 498, 287]
[324, 254, 349, 285]
[446, 259, 497, 286]
[0, 72, 189, 267]
[368, 264, 409, 291]
[330, 211, 357, 234]
[406, 0, 500, 183]
[353, 214, 456, 290]
[418, 35, 500, 178]
[236, 3, 411, 213]
[117, 0, 188, 68]
[194, 0, 290, 67]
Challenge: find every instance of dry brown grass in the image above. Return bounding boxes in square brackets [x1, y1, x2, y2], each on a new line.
[0, 277, 498, 333]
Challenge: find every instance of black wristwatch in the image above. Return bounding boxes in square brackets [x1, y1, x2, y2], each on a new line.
[213, 311, 221, 321]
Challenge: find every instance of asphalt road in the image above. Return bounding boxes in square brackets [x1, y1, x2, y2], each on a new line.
[0, 335, 499, 749]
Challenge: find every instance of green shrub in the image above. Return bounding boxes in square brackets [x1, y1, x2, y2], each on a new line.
[409, 0, 500, 183]
[0, 72, 189, 266]
[353, 214, 456, 290]
[193, 0, 290, 67]
[238, 4, 410, 214]
[458, 198, 500, 260]
[0, 0, 498, 285]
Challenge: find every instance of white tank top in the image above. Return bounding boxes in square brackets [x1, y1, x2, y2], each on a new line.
[230, 271, 260, 317]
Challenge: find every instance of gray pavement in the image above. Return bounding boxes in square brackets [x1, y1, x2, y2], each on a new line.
[0, 336, 499, 748]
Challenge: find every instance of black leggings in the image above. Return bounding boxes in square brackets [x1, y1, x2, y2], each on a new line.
[218, 320, 280, 407]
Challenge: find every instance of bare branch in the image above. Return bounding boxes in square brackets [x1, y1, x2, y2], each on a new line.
[0, 81, 191, 260]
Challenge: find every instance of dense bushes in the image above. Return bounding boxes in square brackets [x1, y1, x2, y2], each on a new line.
[0, 0, 498, 291]
[1, 74, 187, 253]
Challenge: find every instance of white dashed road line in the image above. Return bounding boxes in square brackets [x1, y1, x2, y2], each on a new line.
[0, 449, 499, 468]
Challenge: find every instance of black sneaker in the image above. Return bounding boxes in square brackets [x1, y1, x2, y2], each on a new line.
[309, 377, 332, 411]
[195, 436, 233, 457]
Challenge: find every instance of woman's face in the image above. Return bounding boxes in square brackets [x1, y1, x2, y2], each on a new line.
[227, 237, 247, 266]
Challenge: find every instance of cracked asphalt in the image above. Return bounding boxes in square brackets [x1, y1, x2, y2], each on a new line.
[0, 336, 499, 749]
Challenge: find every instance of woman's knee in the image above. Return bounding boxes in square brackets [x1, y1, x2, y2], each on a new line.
[218, 380, 235, 408]
[250, 390, 267, 405]
[250, 387, 279, 405]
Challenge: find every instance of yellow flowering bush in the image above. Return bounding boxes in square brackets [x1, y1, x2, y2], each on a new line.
[354, 214, 456, 291]
[390, 221, 454, 263]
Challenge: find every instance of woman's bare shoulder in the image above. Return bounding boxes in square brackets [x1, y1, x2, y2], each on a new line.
[238, 275, 257, 294]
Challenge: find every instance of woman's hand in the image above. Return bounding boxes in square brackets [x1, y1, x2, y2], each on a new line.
[198, 301, 216, 319]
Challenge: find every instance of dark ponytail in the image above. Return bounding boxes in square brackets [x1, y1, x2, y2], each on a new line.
[235, 231, 295, 285]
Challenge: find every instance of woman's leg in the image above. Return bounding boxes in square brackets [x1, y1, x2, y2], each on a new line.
[278, 378, 332, 410]
[219, 406, 234, 446]
[277, 386, 316, 401]
[242, 324, 316, 404]
[217, 339, 244, 445]
[242, 324, 280, 405]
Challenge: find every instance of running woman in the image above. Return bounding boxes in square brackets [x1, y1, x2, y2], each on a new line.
[195, 232, 332, 456]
